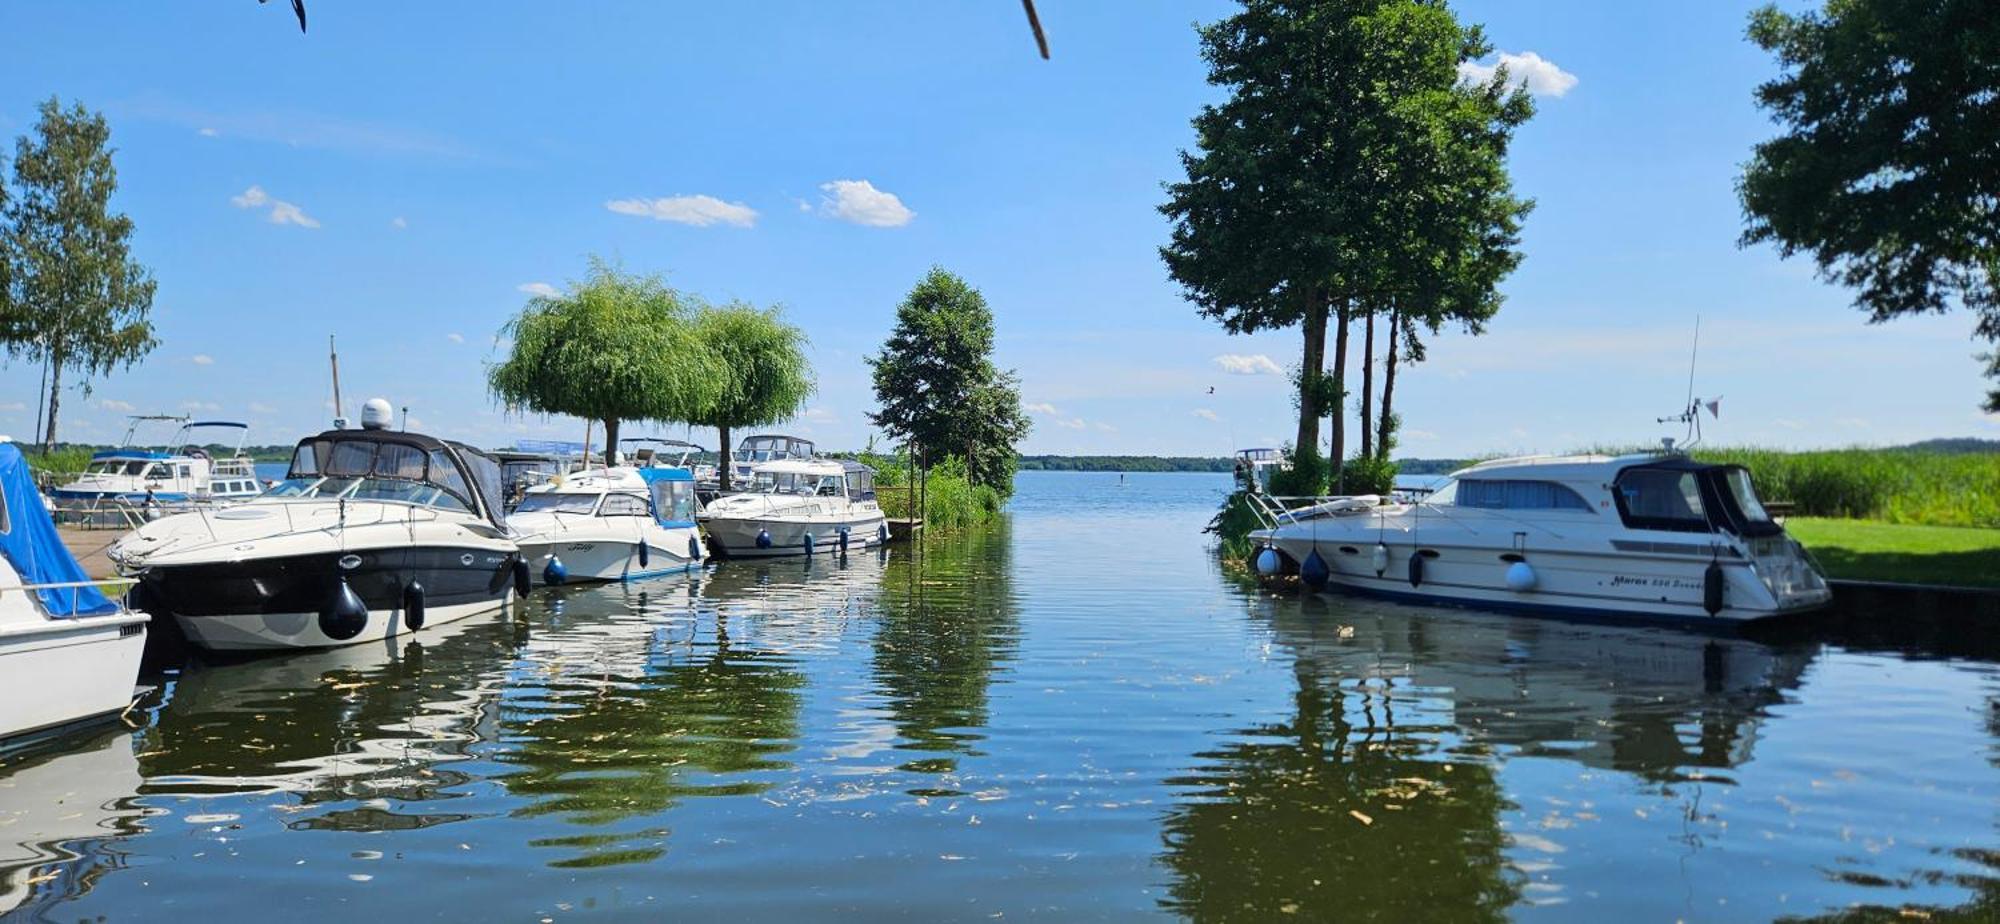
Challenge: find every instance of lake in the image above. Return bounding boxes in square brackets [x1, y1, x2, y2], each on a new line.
[3, 470, 1996, 921]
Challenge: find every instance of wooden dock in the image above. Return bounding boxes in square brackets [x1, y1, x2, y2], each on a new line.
[886, 518, 924, 542]
[57, 524, 124, 580]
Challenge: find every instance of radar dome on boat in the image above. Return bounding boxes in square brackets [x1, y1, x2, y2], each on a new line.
[360, 398, 395, 430]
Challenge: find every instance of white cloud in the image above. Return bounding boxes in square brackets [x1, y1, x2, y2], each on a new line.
[1025, 402, 1061, 415]
[1404, 428, 1439, 441]
[197, 127, 218, 137]
[818, 179, 914, 227]
[230, 185, 319, 228]
[181, 400, 222, 412]
[1213, 353, 1283, 376]
[802, 407, 839, 423]
[249, 402, 278, 414]
[1055, 417, 1086, 430]
[605, 194, 757, 228]
[518, 282, 561, 298]
[447, 333, 465, 344]
[1192, 408, 1220, 422]
[1093, 422, 1118, 432]
[97, 399, 136, 412]
[0, 401, 25, 412]
[191, 354, 214, 366]
[1459, 51, 1578, 98]
[391, 216, 407, 229]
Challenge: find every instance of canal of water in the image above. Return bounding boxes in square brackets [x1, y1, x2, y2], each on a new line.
[3, 470, 1996, 921]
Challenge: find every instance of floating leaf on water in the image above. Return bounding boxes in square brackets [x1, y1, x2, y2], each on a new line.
[1348, 810, 1373, 826]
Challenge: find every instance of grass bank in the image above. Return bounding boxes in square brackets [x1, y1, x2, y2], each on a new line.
[1691, 447, 1999, 528]
[1785, 517, 2000, 588]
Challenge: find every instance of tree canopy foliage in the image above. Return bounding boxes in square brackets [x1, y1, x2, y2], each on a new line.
[868, 267, 1031, 496]
[487, 260, 725, 451]
[0, 96, 157, 450]
[1738, 0, 2000, 411]
[1161, 0, 1533, 469]
[691, 302, 816, 489]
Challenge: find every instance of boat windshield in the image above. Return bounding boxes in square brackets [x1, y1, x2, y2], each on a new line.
[514, 492, 598, 514]
[87, 460, 155, 477]
[262, 475, 470, 512]
[750, 471, 842, 496]
[1720, 468, 1772, 524]
[1613, 467, 1710, 533]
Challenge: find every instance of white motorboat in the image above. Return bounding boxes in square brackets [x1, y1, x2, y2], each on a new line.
[48, 417, 262, 520]
[1249, 450, 1832, 624]
[108, 402, 528, 652]
[0, 442, 148, 746]
[510, 464, 705, 585]
[722, 433, 816, 489]
[1232, 447, 1289, 493]
[701, 458, 888, 558]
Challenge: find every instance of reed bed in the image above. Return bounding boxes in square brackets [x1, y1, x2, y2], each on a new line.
[869, 455, 1004, 531]
[1691, 447, 2000, 528]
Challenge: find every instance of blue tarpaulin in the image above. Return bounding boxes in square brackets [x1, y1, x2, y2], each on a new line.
[0, 443, 118, 617]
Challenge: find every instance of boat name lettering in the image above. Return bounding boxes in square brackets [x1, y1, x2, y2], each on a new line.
[1609, 575, 1700, 590]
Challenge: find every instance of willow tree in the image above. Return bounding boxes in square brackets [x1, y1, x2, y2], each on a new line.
[0, 97, 158, 450]
[487, 261, 724, 454]
[692, 302, 816, 491]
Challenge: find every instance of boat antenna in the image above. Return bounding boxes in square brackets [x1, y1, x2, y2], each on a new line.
[329, 334, 347, 429]
[1655, 317, 1708, 451]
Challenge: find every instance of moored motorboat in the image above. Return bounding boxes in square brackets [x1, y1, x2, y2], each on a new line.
[0, 442, 148, 747]
[700, 458, 887, 558]
[509, 464, 705, 585]
[1250, 450, 1831, 624]
[48, 417, 262, 523]
[108, 401, 527, 651]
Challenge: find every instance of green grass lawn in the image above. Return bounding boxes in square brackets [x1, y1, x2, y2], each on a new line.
[1785, 517, 2000, 588]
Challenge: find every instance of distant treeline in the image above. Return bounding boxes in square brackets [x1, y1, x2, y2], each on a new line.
[1019, 455, 1233, 472]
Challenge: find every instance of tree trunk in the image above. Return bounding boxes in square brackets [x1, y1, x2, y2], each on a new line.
[1293, 294, 1329, 462]
[602, 417, 620, 466]
[716, 423, 733, 491]
[1360, 309, 1375, 461]
[1378, 308, 1400, 461]
[42, 360, 63, 454]
[1328, 301, 1350, 490]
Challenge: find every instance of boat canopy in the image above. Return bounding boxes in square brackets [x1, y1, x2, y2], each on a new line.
[0, 443, 118, 617]
[1612, 457, 1783, 539]
[186, 421, 250, 430]
[287, 429, 509, 527]
[734, 434, 815, 461]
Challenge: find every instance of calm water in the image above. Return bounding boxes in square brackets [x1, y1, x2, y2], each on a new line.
[4, 471, 1998, 921]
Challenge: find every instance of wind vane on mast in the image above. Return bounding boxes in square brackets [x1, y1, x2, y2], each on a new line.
[1655, 317, 1722, 451]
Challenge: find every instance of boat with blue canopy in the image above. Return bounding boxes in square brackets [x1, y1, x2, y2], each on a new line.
[48, 416, 262, 523]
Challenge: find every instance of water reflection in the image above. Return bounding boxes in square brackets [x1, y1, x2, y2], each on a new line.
[1160, 595, 1818, 921]
[871, 524, 1020, 788]
[0, 730, 151, 916]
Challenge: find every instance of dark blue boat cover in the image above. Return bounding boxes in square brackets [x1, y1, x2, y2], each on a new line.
[0, 443, 118, 617]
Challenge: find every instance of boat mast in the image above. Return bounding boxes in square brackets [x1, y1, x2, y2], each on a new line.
[329, 334, 346, 428]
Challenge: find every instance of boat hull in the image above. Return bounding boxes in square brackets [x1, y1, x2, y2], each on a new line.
[518, 533, 702, 585]
[0, 615, 148, 744]
[134, 546, 520, 651]
[1258, 531, 1830, 625]
[704, 514, 888, 559]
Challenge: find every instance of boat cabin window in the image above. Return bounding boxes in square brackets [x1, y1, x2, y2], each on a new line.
[649, 480, 698, 523]
[1456, 479, 1593, 511]
[1613, 468, 1710, 532]
[847, 470, 874, 500]
[177, 464, 192, 479]
[374, 444, 427, 480]
[514, 492, 597, 514]
[276, 438, 483, 514]
[599, 493, 650, 517]
[751, 471, 836, 495]
[1720, 468, 1772, 524]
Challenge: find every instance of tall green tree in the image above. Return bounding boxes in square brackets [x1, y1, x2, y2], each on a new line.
[0, 97, 158, 451]
[691, 302, 816, 491]
[487, 259, 724, 452]
[1738, 0, 2000, 411]
[867, 267, 1032, 496]
[1161, 0, 1532, 476]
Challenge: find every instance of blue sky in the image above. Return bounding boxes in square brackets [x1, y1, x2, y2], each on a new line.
[3, 1, 1995, 459]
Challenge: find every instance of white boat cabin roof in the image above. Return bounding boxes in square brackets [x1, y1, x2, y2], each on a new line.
[1446, 453, 1660, 485]
[750, 458, 872, 478]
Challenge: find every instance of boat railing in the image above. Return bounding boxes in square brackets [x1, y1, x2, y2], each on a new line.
[1242, 492, 1390, 531]
[0, 577, 140, 623]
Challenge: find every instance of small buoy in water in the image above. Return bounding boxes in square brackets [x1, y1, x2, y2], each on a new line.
[755, 529, 773, 549]
[403, 581, 426, 630]
[543, 555, 568, 586]
[1254, 547, 1280, 576]
[688, 535, 702, 562]
[512, 558, 532, 599]
[1372, 543, 1389, 577]
[1703, 560, 1725, 615]
[1505, 561, 1537, 592]
[803, 533, 816, 556]
[1301, 548, 1330, 590]
[319, 578, 368, 641]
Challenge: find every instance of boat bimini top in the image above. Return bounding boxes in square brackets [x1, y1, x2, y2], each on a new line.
[268, 429, 510, 528]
